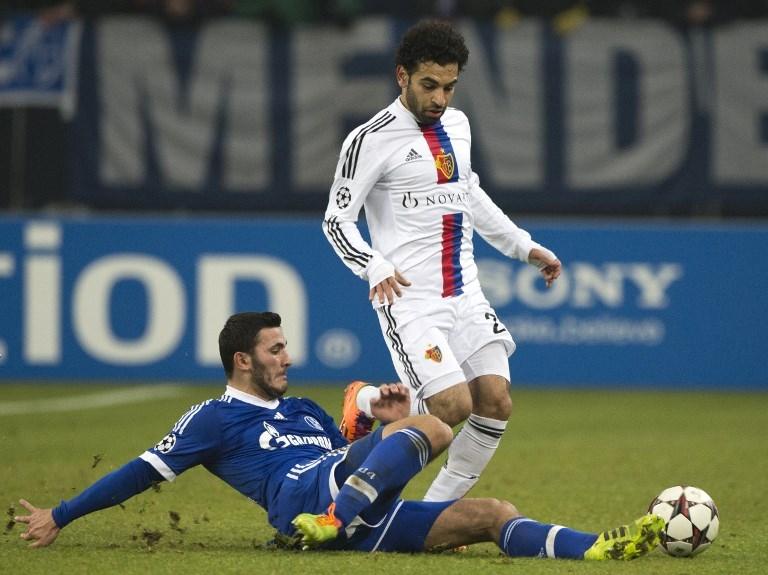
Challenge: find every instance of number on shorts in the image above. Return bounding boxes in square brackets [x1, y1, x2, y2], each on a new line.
[484, 312, 506, 334]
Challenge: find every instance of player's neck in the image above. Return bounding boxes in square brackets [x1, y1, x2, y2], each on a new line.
[227, 379, 271, 402]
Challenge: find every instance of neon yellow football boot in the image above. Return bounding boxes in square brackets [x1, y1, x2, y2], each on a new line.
[583, 514, 664, 560]
[291, 503, 343, 548]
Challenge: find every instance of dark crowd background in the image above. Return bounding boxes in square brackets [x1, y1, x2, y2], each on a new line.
[1, 0, 767, 215]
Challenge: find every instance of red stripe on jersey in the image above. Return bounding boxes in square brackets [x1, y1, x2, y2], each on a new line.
[420, 122, 459, 184]
[441, 213, 464, 297]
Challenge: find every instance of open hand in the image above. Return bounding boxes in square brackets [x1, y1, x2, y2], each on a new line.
[370, 383, 410, 423]
[15, 499, 60, 548]
[369, 270, 411, 305]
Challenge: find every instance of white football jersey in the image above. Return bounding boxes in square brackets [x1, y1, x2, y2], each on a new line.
[324, 97, 545, 305]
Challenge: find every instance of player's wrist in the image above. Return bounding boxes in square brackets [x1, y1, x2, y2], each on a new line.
[527, 243, 557, 266]
[366, 257, 395, 289]
[51, 502, 68, 529]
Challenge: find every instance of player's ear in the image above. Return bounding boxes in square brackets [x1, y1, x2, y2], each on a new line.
[234, 351, 251, 370]
[396, 65, 409, 89]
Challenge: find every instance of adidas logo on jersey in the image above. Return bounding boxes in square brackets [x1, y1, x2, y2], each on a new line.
[405, 148, 422, 162]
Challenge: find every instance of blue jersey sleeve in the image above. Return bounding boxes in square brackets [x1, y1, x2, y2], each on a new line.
[139, 400, 222, 481]
[52, 458, 163, 528]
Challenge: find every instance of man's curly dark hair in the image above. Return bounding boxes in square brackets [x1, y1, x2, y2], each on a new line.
[395, 20, 469, 74]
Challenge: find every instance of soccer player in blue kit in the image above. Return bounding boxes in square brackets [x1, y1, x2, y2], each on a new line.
[16, 312, 663, 560]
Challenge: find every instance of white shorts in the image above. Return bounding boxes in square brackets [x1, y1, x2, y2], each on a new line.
[375, 289, 516, 405]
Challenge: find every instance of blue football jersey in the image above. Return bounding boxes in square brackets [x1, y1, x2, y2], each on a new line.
[139, 386, 348, 528]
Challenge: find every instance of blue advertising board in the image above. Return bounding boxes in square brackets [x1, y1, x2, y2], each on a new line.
[0, 215, 766, 388]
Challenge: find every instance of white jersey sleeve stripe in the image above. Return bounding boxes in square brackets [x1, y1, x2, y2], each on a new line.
[324, 216, 372, 268]
[171, 405, 198, 432]
[172, 404, 200, 433]
[342, 112, 396, 179]
[172, 402, 206, 434]
[342, 113, 386, 177]
[140, 451, 177, 482]
[350, 114, 396, 178]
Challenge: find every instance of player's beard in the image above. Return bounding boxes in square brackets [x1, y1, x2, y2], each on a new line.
[249, 364, 287, 400]
[404, 83, 443, 125]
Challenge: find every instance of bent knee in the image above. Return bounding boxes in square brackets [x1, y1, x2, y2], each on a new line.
[471, 378, 513, 420]
[419, 415, 453, 452]
[495, 499, 519, 517]
[434, 418, 454, 448]
[476, 394, 512, 420]
[405, 414, 454, 453]
[485, 498, 520, 524]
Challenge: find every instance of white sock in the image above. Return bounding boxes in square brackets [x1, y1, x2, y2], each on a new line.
[355, 385, 381, 419]
[423, 413, 507, 501]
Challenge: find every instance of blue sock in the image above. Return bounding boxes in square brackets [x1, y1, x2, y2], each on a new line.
[333, 427, 431, 526]
[499, 517, 598, 559]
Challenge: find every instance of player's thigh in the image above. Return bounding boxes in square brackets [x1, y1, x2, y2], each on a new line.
[463, 340, 511, 384]
[376, 303, 465, 410]
[450, 291, 516, 368]
[462, 340, 514, 418]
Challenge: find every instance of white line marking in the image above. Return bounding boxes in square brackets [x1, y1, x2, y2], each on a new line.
[0, 384, 184, 416]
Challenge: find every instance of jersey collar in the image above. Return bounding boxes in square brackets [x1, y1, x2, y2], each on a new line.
[394, 96, 419, 124]
[225, 385, 280, 409]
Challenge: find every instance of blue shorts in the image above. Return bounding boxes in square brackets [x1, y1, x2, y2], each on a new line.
[271, 428, 456, 552]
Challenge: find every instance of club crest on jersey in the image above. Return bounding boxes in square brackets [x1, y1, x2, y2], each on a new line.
[155, 433, 176, 454]
[435, 151, 455, 180]
[304, 416, 323, 431]
[424, 344, 443, 363]
[420, 122, 459, 184]
[335, 186, 351, 209]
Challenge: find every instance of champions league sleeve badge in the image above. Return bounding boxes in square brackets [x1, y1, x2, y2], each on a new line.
[154, 433, 177, 454]
[335, 186, 351, 209]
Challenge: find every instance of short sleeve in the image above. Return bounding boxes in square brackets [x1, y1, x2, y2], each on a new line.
[140, 403, 222, 481]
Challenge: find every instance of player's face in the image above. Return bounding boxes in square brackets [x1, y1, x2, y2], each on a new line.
[245, 327, 291, 400]
[397, 61, 459, 125]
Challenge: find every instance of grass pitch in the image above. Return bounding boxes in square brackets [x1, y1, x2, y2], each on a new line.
[1, 382, 766, 574]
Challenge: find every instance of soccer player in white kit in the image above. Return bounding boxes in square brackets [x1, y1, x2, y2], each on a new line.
[322, 20, 562, 501]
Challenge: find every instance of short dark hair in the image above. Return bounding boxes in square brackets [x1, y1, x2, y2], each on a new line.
[395, 20, 469, 74]
[218, 312, 282, 378]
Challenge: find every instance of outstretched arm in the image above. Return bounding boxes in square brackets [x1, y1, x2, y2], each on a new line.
[15, 457, 163, 547]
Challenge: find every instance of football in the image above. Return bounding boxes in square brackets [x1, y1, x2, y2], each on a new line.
[648, 485, 720, 557]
